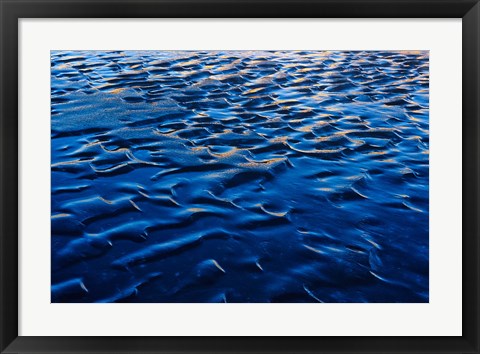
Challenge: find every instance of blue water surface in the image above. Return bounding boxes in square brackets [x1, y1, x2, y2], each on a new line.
[51, 50, 429, 303]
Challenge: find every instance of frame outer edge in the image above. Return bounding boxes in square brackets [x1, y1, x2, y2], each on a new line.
[0, 0, 4, 347]
[2, 0, 480, 353]
[463, 2, 480, 353]
[0, 1, 20, 353]
[0, 0, 478, 18]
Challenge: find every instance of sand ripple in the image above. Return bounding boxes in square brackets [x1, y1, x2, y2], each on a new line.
[51, 50, 429, 302]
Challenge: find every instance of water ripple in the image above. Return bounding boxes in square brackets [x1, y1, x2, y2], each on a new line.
[51, 50, 429, 303]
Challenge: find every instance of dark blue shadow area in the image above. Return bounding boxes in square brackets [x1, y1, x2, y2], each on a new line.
[51, 50, 429, 303]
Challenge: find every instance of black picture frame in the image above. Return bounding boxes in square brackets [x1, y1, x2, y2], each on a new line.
[1, 0, 478, 353]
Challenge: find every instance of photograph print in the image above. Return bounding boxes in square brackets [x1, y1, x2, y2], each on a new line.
[51, 50, 429, 303]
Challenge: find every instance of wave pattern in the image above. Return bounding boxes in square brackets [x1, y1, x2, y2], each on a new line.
[51, 50, 429, 303]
